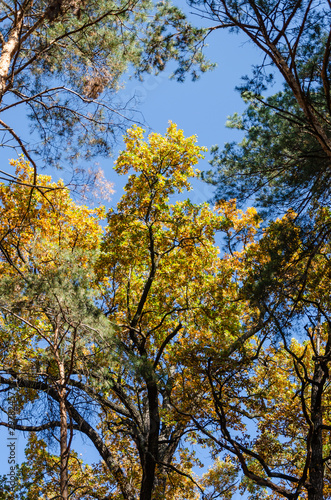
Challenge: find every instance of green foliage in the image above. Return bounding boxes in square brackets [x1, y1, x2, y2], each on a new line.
[0, 0, 214, 166]
[206, 89, 331, 213]
[195, 0, 331, 215]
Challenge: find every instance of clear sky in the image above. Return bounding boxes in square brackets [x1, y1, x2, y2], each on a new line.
[102, 22, 263, 209]
[0, 1, 276, 495]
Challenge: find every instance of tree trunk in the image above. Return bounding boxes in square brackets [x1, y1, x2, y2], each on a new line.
[0, 20, 23, 100]
[59, 363, 69, 500]
[308, 327, 324, 500]
[139, 378, 160, 500]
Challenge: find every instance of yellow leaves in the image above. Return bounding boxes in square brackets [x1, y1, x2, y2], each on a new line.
[22, 434, 113, 499]
[202, 456, 239, 500]
[114, 123, 206, 220]
[216, 198, 261, 247]
[99, 124, 264, 376]
[116, 122, 205, 175]
[0, 157, 105, 275]
[245, 338, 315, 477]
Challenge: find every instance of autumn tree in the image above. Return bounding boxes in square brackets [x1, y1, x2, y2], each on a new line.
[92, 124, 262, 500]
[0, 126, 265, 499]
[186, 208, 331, 500]
[0, 434, 115, 499]
[182, 1, 331, 498]
[0, 158, 108, 498]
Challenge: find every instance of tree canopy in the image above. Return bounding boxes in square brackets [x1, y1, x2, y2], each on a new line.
[1, 1, 331, 499]
[0, 127, 263, 499]
[1, 124, 330, 499]
[195, 0, 331, 213]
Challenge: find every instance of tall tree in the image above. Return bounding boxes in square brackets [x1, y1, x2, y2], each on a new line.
[0, 0, 213, 175]
[0, 157, 107, 498]
[194, 0, 331, 212]
[0, 127, 264, 499]
[187, 2, 331, 497]
[191, 208, 331, 500]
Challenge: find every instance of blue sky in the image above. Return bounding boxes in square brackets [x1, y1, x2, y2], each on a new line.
[102, 24, 262, 208]
[0, 1, 276, 495]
